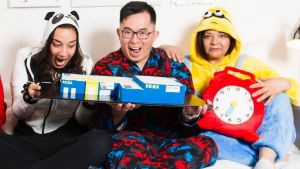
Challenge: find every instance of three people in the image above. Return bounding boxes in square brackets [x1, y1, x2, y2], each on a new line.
[0, 2, 298, 169]
[0, 10, 111, 169]
[92, 1, 218, 168]
[183, 7, 298, 169]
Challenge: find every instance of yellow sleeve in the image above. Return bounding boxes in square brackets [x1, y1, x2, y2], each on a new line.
[242, 57, 300, 106]
[285, 77, 300, 106]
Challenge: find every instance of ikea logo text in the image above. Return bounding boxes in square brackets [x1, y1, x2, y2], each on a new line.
[62, 80, 73, 85]
[146, 84, 159, 89]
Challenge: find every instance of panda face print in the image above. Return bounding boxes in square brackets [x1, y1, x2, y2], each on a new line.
[51, 13, 78, 26]
[52, 13, 64, 24]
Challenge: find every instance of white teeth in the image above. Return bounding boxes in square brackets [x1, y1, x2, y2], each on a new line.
[55, 58, 66, 67]
[130, 47, 141, 53]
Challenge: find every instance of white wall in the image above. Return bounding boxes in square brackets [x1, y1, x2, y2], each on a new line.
[1, 0, 300, 102]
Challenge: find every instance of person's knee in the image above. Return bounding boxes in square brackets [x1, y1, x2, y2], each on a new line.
[91, 129, 112, 149]
[271, 93, 290, 105]
[85, 129, 112, 156]
[79, 129, 112, 166]
[199, 135, 219, 157]
[265, 93, 292, 116]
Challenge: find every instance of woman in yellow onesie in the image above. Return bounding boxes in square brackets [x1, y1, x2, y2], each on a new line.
[163, 6, 299, 169]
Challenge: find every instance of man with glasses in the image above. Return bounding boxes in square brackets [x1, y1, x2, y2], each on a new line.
[91, 1, 218, 169]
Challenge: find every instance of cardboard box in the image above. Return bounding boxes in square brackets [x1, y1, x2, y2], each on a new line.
[118, 75, 186, 105]
[60, 73, 131, 101]
[60, 74, 186, 105]
[60, 74, 85, 100]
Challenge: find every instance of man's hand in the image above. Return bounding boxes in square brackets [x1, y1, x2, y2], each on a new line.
[250, 77, 291, 105]
[108, 103, 140, 126]
[159, 45, 184, 63]
[182, 105, 208, 123]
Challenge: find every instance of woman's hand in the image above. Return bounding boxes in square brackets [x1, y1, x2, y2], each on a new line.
[22, 82, 41, 104]
[108, 103, 140, 126]
[159, 45, 184, 63]
[28, 83, 41, 97]
[250, 77, 291, 105]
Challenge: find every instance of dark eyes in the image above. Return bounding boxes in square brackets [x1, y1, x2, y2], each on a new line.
[52, 42, 75, 48]
[52, 42, 61, 47]
[203, 10, 225, 18]
[52, 13, 64, 24]
[51, 13, 78, 26]
[215, 10, 224, 17]
[204, 11, 212, 18]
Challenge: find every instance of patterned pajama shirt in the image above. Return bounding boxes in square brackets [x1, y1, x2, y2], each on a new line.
[92, 48, 218, 169]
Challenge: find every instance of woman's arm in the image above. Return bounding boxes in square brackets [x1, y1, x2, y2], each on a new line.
[11, 48, 37, 118]
[245, 57, 299, 106]
[159, 45, 185, 63]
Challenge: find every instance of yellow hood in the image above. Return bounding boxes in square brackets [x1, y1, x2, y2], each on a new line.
[190, 7, 242, 94]
[188, 7, 300, 106]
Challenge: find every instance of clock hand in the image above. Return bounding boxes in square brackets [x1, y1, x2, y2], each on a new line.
[225, 101, 237, 117]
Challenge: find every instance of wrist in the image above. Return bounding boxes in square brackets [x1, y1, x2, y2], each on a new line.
[285, 78, 292, 91]
[181, 114, 200, 127]
[115, 117, 127, 131]
[22, 82, 38, 104]
[83, 101, 95, 110]
[112, 109, 126, 126]
[181, 108, 200, 123]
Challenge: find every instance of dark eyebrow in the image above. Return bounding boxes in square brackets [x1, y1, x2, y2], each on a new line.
[52, 39, 77, 44]
[123, 27, 148, 31]
[52, 39, 61, 43]
[68, 40, 77, 44]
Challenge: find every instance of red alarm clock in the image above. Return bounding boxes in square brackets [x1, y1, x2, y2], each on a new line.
[198, 66, 265, 143]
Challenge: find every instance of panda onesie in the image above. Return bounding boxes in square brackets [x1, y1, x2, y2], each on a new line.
[0, 10, 112, 169]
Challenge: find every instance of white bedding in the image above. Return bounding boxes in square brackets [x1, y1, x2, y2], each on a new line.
[206, 145, 300, 169]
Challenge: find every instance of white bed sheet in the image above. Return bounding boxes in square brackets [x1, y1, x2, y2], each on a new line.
[206, 144, 300, 169]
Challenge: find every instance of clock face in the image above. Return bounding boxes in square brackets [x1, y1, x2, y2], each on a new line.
[213, 85, 254, 124]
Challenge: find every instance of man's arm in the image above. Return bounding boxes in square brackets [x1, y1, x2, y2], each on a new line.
[91, 53, 138, 131]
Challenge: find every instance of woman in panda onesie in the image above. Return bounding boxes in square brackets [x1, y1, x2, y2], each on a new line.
[0, 10, 112, 169]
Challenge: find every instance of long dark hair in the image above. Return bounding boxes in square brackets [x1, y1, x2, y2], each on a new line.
[197, 31, 236, 60]
[31, 24, 84, 82]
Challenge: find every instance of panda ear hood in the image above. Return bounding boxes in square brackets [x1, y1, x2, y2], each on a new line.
[70, 11, 79, 20]
[40, 10, 80, 46]
[44, 12, 55, 20]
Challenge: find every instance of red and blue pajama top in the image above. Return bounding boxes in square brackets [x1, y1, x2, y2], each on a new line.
[92, 47, 195, 135]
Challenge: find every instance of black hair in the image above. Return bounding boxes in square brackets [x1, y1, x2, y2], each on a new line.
[120, 1, 156, 24]
[31, 24, 84, 82]
[197, 31, 236, 60]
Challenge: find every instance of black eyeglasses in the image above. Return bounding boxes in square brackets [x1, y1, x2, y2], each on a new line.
[121, 29, 154, 39]
[52, 13, 78, 26]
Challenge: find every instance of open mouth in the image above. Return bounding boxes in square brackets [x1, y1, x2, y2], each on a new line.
[53, 57, 68, 68]
[129, 47, 141, 57]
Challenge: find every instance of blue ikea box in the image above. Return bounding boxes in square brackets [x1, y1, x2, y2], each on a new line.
[60, 73, 132, 102]
[118, 75, 186, 105]
[59, 73, 186, 105]
[60, 77, 86, 100]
